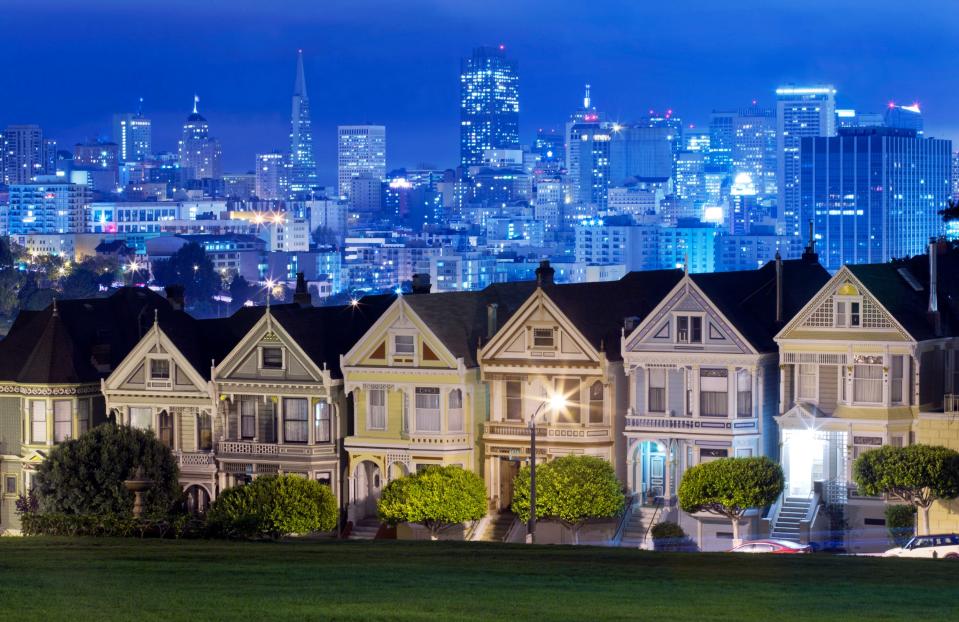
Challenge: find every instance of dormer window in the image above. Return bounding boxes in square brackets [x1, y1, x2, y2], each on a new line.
[261, 347, 284, 369]
[532, 327, 555, 349]
[149, 358, 170, 380]
[394, 335, 415, 356]
[676, 315, 702, 344]
[835, 299, 861, 328]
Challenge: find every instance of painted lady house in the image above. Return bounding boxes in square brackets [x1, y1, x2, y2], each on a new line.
[620, 250, 828, 550]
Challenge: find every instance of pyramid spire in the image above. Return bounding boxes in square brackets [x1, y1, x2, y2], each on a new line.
[294, 49, 308, 98]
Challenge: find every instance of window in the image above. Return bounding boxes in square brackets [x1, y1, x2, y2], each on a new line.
[676, 316, 702, 344]
[314, 402, 331, 443]
[261, 347, 283, 369]
[158, 410, 174, 448]
[415, 388, 441, 432]
[448, 390, 464, 432]
[4, 475, 16, 495]
[891, 355, 905, 404]
[648, 369, 666, 413]
[30, 401, 47, 444]
[260, 400, 277, 443]
[835, 299, 862, 328]
[797, 364, 817, 400]
[853, 358, 883, 404]
[77, 399, 90, 436]
[197, 413, 213, 450]
[394, 335, 415, 356]
[283, 398, 309, 443]
[588, 381, 604, 424]
[736, 369, 752, 418]
[700, 369, 728, 417]
[129, 407, 152, 431]
[315, 472, 332, 487]
[54, 400, 72, 443]
[506, 381, 523, 421]
[149, 358, 170, 380]
[554, 378, 580, 423]
[532, 327, 555, 348]
[368, 389, 386, 430]
[240, 398, 256, 439]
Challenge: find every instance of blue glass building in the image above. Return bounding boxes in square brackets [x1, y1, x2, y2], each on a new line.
[459, 46, 519, 166]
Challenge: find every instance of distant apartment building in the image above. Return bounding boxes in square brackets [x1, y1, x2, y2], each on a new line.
[337, 125, 386, 200]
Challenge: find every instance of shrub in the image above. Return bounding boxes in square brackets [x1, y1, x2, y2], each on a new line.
[650, 521, 696, 552]
[207, 475, 337, 539]
[18, 512, 206, 539]
[378, 465, 487, 538]
[34, 423, 180, 516]
[885, 504, 917, 547]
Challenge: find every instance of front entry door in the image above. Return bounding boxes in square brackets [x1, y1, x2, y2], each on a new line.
[649, 455, 665, 496]
[499, 458, 519, 509]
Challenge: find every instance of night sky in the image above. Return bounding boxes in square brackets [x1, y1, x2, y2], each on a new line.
[3, 0, 956, 182]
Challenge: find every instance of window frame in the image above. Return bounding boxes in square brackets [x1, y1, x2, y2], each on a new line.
[260, 346, 284, 370]
[648, 368, 666, 413]
[414, 387, 442, 433]
[448, 389, 464, 432]
[283, 398, 309, 444]
[157, 409, 174, 448]
[834, 296, 863, 328]
[240, 397, 256, 440]
[53, 400, 73, 444]
[675, 314, 703, 344]
[197, 412, 213, 451]
[391, 333, 416, 361]
[148, 357, 171, 381]
[530, 326, 556, 350]
[30, 400, 48, 444]
[553, 377, 581, 424]
[313, 401, 331, 443]
[367, 389, 387, 431]
[588, 380, 604, 424]
[505, 381, 523, 421]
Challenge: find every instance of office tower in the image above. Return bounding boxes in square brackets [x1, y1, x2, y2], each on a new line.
[7, 175, 91, 234]
[532, 128, 564, 173]
[835, 109, 883, 129]
[113, 107, 152, 162]
[776, 85, 836, 239]
[459, 45, 520, 166]
[255, 152, 288, 200]
[885, 103, 923, 135]
[223, 173, 256, 200]
[289, 50, 318, 195]
[337, 125, 386, 199]
[673, 150, 706, 206]
[178, 96, 222, 180]
[708, 111, 735, 173]
[566, 121, 611, 208]
[733, 106, 777, 198]
[608, 125, 673, 185]
[3, 124, 45, 184]
[952, 151, 959, 201]
[73, 140, 120, 193]
[800, 127, 951, 271]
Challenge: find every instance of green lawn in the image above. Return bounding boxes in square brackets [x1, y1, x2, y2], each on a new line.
[0, 538, 956, 621]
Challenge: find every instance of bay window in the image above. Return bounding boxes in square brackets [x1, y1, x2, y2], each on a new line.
[505, 381, 523, 421]
[554, 378, 580, 423]
[197, 413, 213, 450]
[368, 389, 386, 430]
[283, 398, 309, 443]
[158, 410, 174, 448]
[30, 401, 47, 444]
[891, 355, 905, 404]
[314, 401, 331, 443]
[736, 369, 753, 418]
[853, 356, 883, 404]
[700, 368, 728, 417]
[77, 399, 90, 436]
[448, 390, 464, 432]
[415, 388, 441, 432]
[797, 364, 817, 400]
[240, 398, 256, 439]
[588, 381, 604, 423]
[129, 407, 152, 431]
[54, 400, 72, 443]
[648, 369, 666, 413]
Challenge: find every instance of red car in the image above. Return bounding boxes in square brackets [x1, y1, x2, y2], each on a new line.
[728, 539, 811, 554]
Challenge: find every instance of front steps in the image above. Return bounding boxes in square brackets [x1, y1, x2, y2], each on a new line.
[770, 497, 809, 541]
[479, 512, 516, 542]
[349, 518, 381, 540]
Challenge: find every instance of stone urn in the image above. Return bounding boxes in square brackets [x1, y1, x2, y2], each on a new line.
[123, 466, 154, 517]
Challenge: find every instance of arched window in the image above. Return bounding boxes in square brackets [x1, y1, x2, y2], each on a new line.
[158, 410, 174, 448]
[448, 389, 464, 432]
[314, 401, 331, 443]
[588, 381, 604, 423]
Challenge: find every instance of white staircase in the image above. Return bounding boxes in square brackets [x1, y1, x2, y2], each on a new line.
[349, 518, 381, 540]
[770, 497, 808, 542]
[619, 503, 663, 548]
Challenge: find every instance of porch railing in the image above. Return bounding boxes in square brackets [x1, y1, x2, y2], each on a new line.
[483, 422, 611, 440]
[946, 394, 959, 414]
[215, 441, 335, 457]
[174, 451, 216, 467]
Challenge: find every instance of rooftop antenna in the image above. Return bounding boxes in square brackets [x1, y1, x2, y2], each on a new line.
[192, 94, 199, 115]
[154, 308, 159, 326]
[137, 96, 144, 117]
[583, 83, 591, 110]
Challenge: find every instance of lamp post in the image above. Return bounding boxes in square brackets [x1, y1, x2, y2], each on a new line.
[527, 393, 566, 544]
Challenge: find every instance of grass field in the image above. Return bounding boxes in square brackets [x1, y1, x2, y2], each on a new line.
[0, 538, 957, 621]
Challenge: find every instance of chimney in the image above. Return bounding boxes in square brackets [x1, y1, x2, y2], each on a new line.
[775, 251, 783, 324]
[928, 238, 941, 336]
[165, 284, 185, 312]
[486, 303, 499, 339]
[801, 219, 819, 263]
[535, 259, 554, 286]
[293, 272, 312, 308]
[411, 273, 432, 294]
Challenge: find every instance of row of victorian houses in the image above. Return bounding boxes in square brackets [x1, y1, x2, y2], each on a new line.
[1, 240, 957, 551]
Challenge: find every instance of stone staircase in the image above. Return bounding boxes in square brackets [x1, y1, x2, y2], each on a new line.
[479, 512, 516, 542]
[349, 518, 381, 540]
[619, 503, 656, 548]
[770, 497, 809, 542]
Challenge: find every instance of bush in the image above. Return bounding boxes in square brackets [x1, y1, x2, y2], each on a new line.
[19, 512, 206, 539]
[34, 423, 180, 516]
[650, 521, 696, 552]
[885, 504, 917, 547]
[207, 475, 337, 539]
[378, 465, 487, 538]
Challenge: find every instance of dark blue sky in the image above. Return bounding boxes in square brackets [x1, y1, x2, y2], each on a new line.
[3, 0, 956, 183]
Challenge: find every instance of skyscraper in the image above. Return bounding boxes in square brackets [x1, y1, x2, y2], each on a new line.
[776, 85, 836, 240]
[3, 124, 45, 185]
[800, 127, 951, 271]
[337, 125, 386, 199]
[178, 96, 222, 180]
[459, 45, 519, 166]
[289, 50, 317, 196]
[113, 105, 152, 162]
[885, 102, 923, 135]
[255, 152, 288, 200]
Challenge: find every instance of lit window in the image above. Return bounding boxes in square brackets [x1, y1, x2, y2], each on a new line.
[129, 407, 152, 431]
[150, 358, 170, 380]
[30, 401, 47, 444]
[314, 402, 331, 443]
[284, 398, 309, 443]
[368, 389, 386, 430]
[54, 401, 72, 443]
[394, 335, 415, 356]
[262, 347, 283, 369]
[532, 328, 554, 348]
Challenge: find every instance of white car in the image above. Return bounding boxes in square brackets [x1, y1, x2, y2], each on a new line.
[883, 534, 959, 559]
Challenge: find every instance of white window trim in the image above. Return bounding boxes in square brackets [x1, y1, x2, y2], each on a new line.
[146, 355, 173, 389]
[367, 389, 387, 431]
[796, 363, 819, 403]
[259, 345, 286, 371]
[834, 296, 863, 328]
[389, 332, 417, 363]
[674, 313, 705, 345]
[528, 325, 558, 351]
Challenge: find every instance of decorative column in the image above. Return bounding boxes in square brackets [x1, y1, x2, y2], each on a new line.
[727, 366, 736, 418]
[276, 397, 284, 445]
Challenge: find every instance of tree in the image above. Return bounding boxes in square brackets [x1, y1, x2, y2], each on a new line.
[311, 225, 339, 247]
[151, 242, 220, 308]
[35, 423, 180, 516]
[678, 456, 784, 544]
[853, 444, 959, 535]
[885, 504, 917, 547]
[228, 274, 257, 310]
[940, 198, 959, 223]
[377, 465, 487, 539]
[207, 475, 337, 539]
[60, 267, 101, 299]
[511, 455, 626, 544]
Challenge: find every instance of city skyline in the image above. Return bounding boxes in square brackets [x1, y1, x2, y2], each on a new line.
[2, 0, 957, 180]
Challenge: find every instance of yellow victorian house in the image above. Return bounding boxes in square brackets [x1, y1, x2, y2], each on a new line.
[774, 243, 958, 552]
[341, 277, 533, 532]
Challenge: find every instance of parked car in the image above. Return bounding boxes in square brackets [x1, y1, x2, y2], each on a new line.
[883, 534, 959, 559]
[728, 539, 811, 554]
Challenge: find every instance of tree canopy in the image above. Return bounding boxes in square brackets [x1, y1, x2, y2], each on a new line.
[35, 423, 181, 516]
[511, 455, 625, 543]
[853, 444, 959, 535]
[151, 242, 220, 308]
[678, 456, 784, 542]
[378, 465, 487, 538]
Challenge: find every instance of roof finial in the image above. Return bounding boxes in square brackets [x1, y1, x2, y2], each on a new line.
[52, 297, 58, 317]
[584, 83, 591, 110]
[683, 253, 689, 275]
[154, 308, 159, 326]
[192, 94, 199, 115]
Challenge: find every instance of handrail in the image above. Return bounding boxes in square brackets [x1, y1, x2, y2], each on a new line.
[641, 498, 664, 548]
[503, 515, 523, 543]
[611, 493, 637, 546]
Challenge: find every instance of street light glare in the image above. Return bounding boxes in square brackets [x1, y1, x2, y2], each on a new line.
[548, 393, 567, 412]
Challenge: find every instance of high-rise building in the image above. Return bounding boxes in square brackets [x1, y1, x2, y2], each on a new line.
[337, 125, 386, 199]
[255, 152, 288, 200]
[459, 45, 519, 166]
[289, 50, 318, 195]
[3, 124, 45, 185]
[608, 125, 674, 185]
[113, 107, 152, 162]
[733, 106, 777, 197]
[885, 102, 923, 135]
[800, 127, 951, 271]
[7, 175, 91, 234]
[178, 96, 222, 180]
[566, 121, 611, 208]
[532, 128, 565, 173]
[776, 85, 836, 240]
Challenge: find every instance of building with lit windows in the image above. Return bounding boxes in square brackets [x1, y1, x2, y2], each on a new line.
[178, 97, 222, 181]
[799, 127, 951, 271]
[885, 103, 923, 135]
[566, 122, 611, 208]
[337, 125, 386, 200]
[255, 152, 288, 200]
[776, 85, 836, 239]
[289, 50, 318, 195]
[459, 45, 520, 166]
[6, 176, 90, 235]
[3, 124, 48, 185]
[113, 111, 152, 162]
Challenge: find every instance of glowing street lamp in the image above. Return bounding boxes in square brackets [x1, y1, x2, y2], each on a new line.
[527, 392, 568, 544]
